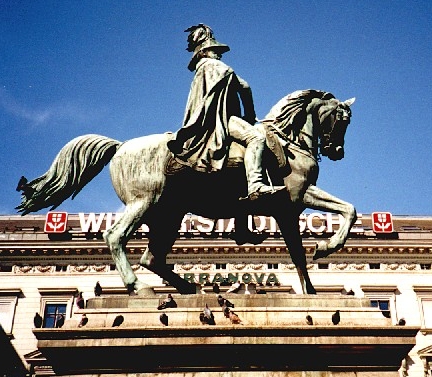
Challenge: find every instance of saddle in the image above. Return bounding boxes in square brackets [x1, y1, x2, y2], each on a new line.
[165, 124, 288, 175]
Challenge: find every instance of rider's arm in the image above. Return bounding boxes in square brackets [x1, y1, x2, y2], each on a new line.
[237, 75, 257, 125]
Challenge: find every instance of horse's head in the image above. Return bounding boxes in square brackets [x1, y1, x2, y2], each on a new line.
[318, 97, 355, 161]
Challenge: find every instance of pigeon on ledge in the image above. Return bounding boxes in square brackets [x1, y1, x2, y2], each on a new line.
[157, 294, 177, 310]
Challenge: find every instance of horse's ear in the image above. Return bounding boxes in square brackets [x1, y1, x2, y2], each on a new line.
[344, 97, 356, 107]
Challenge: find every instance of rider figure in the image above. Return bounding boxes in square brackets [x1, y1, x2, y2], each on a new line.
[168, 24, 285, 200]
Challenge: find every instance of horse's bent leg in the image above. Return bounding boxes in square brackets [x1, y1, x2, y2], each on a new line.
[302, 185, 357, 260]
[140, 213, 198, 295]
[103, 200, 152, 294]
[275, 214, 316, 294]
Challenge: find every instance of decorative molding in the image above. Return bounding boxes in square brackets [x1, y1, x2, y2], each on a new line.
[38, 287, 78, 295]
[314, 285, 345, 294]
[360, 285, 397, 292]
[0, 288, 22, 296]
[413, 285, 432, 293]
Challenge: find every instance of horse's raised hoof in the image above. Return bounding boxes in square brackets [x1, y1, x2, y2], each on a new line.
[313, 241, 331, 260]
[228, 231, 267, 245]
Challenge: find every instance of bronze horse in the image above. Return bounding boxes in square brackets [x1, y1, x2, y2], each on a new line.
[17, 89, 356, 295]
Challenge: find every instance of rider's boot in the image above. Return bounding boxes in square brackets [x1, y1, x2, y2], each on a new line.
[243, 132, 285, 200]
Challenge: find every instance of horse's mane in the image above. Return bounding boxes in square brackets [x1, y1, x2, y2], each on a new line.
[261, 89, 335, 135]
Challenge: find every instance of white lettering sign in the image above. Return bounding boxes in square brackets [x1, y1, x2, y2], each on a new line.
[77, 212, 364, 234]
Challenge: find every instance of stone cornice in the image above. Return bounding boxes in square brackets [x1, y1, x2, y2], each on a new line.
[0, 238, 431, 256]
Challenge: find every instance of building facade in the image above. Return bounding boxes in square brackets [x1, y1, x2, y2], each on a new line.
[0, 212, 431, 376]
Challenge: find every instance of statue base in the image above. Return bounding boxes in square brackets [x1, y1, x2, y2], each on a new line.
[33, 293, 418, 376]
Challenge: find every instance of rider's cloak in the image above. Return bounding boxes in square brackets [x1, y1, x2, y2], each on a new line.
[173, 57, 251, 173]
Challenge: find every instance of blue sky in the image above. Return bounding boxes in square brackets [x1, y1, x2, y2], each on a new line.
[1, 1, 431, 216]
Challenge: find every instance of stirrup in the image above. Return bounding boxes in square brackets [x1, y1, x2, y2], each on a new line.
[242, 185, 285, 201]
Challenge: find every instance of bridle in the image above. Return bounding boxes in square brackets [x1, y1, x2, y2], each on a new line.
[319, 104, 351, 160]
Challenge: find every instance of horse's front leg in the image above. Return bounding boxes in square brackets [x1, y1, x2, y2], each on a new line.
[274, 213, 316, 294]
[302, 185, 357, 260]
[103, 201, 153, 295]
[139, 212, 199, 295]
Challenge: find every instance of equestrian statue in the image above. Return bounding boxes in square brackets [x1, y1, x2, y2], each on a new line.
[16, 25, 356, 295]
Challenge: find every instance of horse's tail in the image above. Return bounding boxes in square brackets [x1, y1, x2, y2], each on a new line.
[16, 134, 121, 215]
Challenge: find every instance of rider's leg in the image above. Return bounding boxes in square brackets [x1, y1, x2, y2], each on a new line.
[228, 116, 285, 199]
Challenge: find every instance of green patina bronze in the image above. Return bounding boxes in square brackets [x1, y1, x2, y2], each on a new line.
[16, 26, 356, 296]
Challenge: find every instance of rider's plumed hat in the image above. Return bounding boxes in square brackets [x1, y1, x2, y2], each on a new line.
[185, 24, 230, 71]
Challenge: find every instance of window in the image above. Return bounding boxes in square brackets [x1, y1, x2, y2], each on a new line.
[369, 263, 381, 270]
[43, 303, 67, 328]
[267, 263, 279, 269]
[361, 285, 397, 321]
[413, 286, 432, 331]
[420, 263, 431, 270]
[215, 263, 227, 270]
[0, 289, 21, 335]
[318, 263, 329, 270]
[38, 288, 77, 329]
[370, 299, 391, 318]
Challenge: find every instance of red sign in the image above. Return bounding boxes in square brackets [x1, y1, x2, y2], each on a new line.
[371, 212, 393, 233]
[44, 212, 68, 233]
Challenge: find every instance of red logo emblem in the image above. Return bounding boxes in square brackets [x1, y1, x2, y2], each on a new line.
[44, 212, 68, 233]
[372, 212, 393, 233]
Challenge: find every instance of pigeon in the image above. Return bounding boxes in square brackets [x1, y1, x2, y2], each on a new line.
[226, 282, 241, 294]
[212, 283, 220, 294]
[332, 310, 340, 325]
[217, 295, 235, 309]
[157, 294, 177, 310]
[33, 312, 43, 328]
[78, 314, 88, 328]
[159, 313, 168, 326]
[398, 318, 406, 326]
[306, 315, 313, 325]
[199, 312, 207, 325]
[201, 304, 216, 325]
[223, 306, 231, 318]
[76, 292, 85, 309]
[228, 311, 242, 325]
[94, 281, 102, 296]
[112, 315, 124, 327]
[346, 289, 355, 296]
[56, 314, 65, 328]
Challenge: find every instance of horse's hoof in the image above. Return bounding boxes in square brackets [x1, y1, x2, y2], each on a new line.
[136, 287, 156, 296]
[313, 241, 328, 260]
[228, 231, 267, 245]
[140, 248, 155, 267]
[307, 286, 317, 295]
[177, 283, 200, 295]
[133, 280, 155, 296]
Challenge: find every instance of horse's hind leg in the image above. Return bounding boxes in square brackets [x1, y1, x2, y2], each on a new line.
[302, 185, 357, 260]
[275, 213, 316, 294]
[103, 200, 152, 294]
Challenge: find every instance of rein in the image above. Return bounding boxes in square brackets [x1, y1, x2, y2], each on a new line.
[265, 123, 318, 163]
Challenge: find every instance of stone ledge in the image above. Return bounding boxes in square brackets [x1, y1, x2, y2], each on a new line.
[33, 326, 418, 375]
